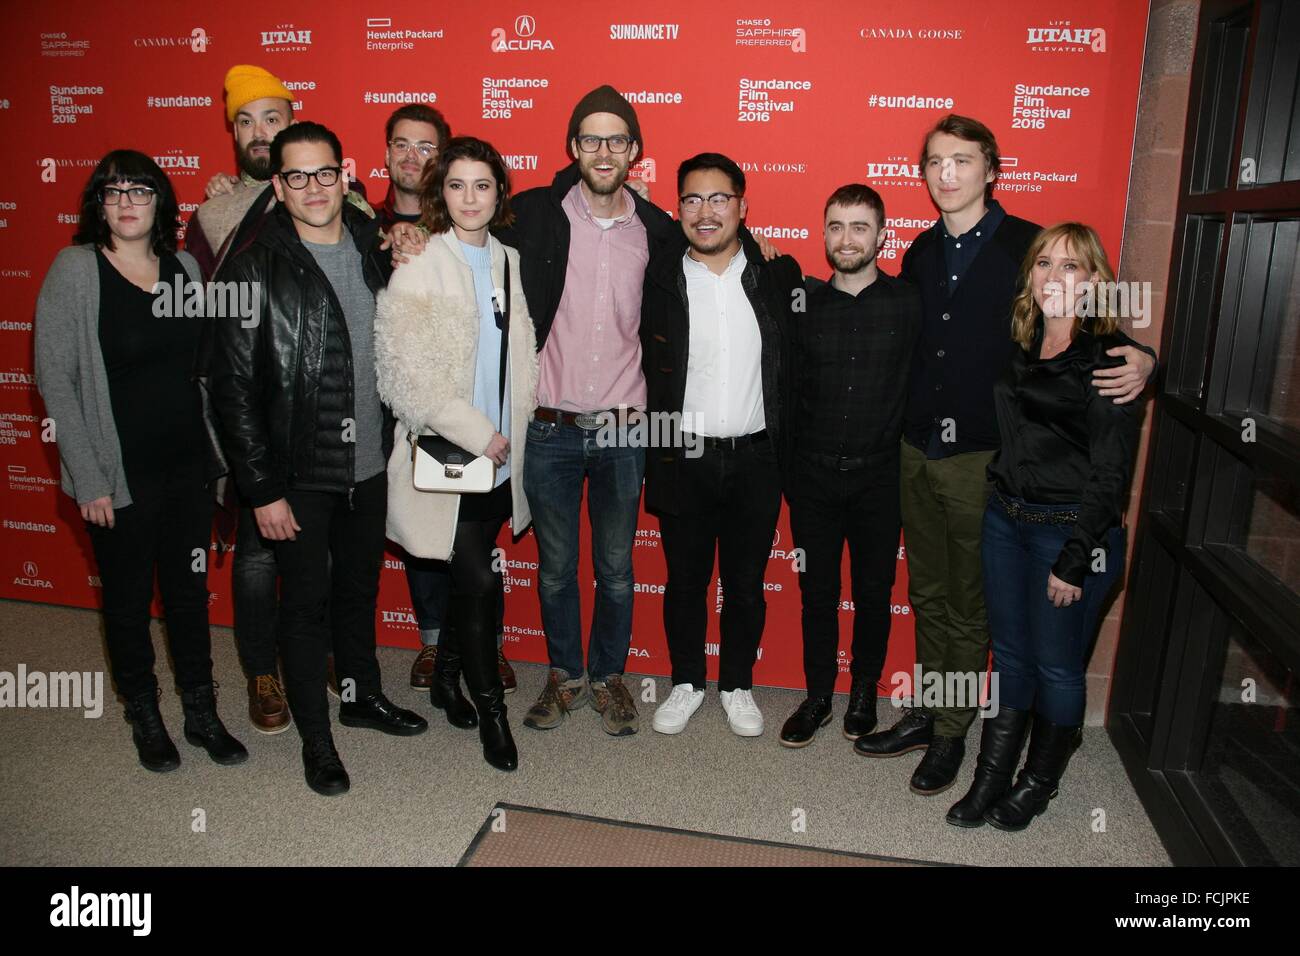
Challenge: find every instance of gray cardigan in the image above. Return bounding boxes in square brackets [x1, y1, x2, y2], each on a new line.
[34, 244, 202, 508]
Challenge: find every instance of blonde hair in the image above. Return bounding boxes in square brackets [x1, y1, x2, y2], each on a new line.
[1010, 222, 1119, 351]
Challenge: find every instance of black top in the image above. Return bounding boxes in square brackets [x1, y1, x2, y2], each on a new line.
[96, 248, 204, 498]
[987, 324, 1143, 587]
[791, 271, 921, 458]
[941, 199, 1006, 288]
[901, 212, 1045, 458]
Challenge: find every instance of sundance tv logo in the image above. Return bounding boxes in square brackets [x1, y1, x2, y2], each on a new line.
[133, 27, 211, 52]
[491, 15, 555, 52]
[1026, 22, 1107, 53]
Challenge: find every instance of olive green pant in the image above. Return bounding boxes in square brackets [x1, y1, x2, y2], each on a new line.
[899, 440, 995, 738]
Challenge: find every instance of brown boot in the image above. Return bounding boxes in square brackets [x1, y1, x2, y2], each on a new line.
[248, 673, 291, 735]
[410, 645, 438, 689]
[498, 647, 517, 694]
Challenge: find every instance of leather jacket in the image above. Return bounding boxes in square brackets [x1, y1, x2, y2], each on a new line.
[208, 202, 392, 507]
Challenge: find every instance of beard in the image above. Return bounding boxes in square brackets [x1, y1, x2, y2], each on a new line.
[237, 141, 273, 181]
[578, 159, 627, 196]
[828, 247, 874, 274]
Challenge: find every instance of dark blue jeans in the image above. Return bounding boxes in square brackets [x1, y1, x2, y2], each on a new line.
[981, 497, 1125, 726]
[522, 419, 645, 682]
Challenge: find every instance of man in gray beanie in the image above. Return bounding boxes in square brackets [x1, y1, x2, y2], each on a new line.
[491, 85, 677, 738]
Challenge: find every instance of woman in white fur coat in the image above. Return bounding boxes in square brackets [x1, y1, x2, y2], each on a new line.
[375, 137, 538, 772]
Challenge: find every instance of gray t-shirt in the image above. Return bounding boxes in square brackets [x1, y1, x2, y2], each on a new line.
[303, 234, 385, 483]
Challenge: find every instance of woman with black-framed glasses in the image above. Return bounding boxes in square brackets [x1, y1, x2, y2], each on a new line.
[34, 149, 245, 774]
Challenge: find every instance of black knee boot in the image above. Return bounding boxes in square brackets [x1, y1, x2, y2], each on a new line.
[984, 713, 1082, 831]
[123, 688, 180, 772]
[452, 594, 518, 772]
[429, 627, 478, 729]
[945, 705, 1030, 827]
[181, 682, 249, 765]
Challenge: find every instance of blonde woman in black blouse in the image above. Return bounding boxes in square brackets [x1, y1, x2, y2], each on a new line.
[947, 222, 1146, 831]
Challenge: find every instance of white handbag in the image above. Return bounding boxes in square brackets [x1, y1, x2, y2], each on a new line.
[410, 255, 510, 495]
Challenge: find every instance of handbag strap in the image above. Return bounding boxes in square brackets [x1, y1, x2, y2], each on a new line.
[492, 251, 511, 433]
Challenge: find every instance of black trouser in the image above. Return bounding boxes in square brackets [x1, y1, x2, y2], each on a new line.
[658, 437, 783, 692]
[233, 503, 279, 677]
[270, 472, 386, 740]
[787, 451, 901, 699]
[87, 461, 214, 699]
[449, 482, 511, 684]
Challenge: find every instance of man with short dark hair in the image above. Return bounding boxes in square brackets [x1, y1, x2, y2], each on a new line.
[210, 121, 426, 797]
[642, 153, 803, 739]
[779, 184, 921, 748]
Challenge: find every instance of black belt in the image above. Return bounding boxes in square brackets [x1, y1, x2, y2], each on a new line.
[689, 429, 768, 451]
[992, 491, 1079, 526]
[807, 452, 867, 471]
[533, 407, 621, 430]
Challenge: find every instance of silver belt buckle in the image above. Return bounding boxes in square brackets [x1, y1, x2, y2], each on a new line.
[574, 412, 605, 430]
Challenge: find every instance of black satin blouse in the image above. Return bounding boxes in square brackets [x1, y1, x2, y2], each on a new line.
[987, 325, 1143, 586]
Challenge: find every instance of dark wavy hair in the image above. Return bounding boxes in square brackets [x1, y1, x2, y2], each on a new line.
[73, 149, 180, 255]
[419, 136, 515, 234]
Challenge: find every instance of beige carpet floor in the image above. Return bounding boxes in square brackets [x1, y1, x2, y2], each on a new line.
[0, 599, 1170, 866]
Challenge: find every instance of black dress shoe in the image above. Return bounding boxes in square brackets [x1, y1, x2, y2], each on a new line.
[842, 676, 877, 740]
[430, 641, 478, 729]
[181, 682, 249, 765]
[909, 735, 966, 795]
[123, 689, 180, 773]
[984, 715, 1082, 831]
[338, 692, 429, 736]
[946, 706, 1030, 827]
[302, 735, 350, 796]
[780, 696, 833, 748]
[853, 708, 932, 757]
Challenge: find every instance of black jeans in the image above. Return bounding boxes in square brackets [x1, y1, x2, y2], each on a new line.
[270, 472, 386, 740]
[658, 438, 783, 692]
[448, 482, 511, 676]
[233, 503, 279, 676]
[87, 461, 214, 699]
[787, 452, 901, 698]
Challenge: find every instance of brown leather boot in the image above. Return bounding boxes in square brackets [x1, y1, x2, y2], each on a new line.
[410, 645, 438, 689]
[248, 673, 291, 734]
[498, 647, 517, 695]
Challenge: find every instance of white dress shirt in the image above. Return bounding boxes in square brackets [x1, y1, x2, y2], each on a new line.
[682, 247, 766, 438]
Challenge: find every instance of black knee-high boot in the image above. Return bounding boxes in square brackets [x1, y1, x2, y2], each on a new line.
[429, 623, 478, 729]
[451, 593, 517, 772]
[945, 705, 1030, 827]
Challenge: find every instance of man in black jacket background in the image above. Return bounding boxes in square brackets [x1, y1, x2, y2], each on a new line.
[641, 153, 803, 739]
[210, 121, 426, 798]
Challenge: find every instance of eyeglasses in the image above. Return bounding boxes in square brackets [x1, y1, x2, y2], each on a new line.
[278, 167, 342, 189]
[388, 140, 438, 159]
[576, 135, 633, 154]
[100, 186, 157, 206]
[679, 193, 738, 213]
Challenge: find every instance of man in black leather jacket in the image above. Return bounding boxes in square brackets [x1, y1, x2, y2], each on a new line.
[209, 121, 426, 797]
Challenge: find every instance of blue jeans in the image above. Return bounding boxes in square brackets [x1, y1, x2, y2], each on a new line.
[522, 419, 645, 682]
[403, 554, 505, 647]
[981, 496, 1125, 726]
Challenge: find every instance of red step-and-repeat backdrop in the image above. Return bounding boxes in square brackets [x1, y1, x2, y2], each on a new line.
[0, 1, 1149, 693]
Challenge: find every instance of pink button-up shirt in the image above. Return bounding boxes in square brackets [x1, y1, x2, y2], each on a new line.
[536, 183, 649, 413]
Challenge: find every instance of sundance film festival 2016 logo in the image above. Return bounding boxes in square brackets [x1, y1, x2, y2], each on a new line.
[261, 23, 312, 52]
[491, 15, 555, 52]
[133, 28, 211, 52]
[1025, 21, 1107, 53]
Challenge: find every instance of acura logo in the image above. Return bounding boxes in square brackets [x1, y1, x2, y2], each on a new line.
[23, 561, 37, 577]
[515, 15, 536, 37]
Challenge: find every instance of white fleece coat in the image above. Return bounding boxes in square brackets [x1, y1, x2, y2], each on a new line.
[375, 230, 538, 560]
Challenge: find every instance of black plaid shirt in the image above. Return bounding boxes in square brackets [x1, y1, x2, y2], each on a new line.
[789, 271, 922, 458]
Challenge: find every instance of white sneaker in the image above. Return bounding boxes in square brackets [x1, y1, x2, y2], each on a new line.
[652, 683, 705, 735]
[720, 688, 764, 737]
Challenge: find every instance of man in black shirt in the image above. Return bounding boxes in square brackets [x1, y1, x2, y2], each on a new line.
[780, 185, 920, 748]
[853, 114, 1156, 797]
